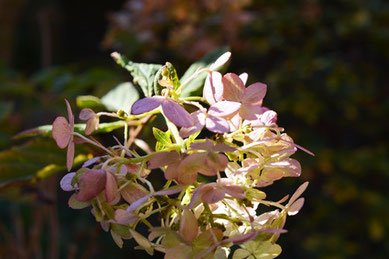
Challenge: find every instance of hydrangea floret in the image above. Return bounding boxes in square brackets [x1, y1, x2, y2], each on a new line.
[53, 52, 313, 258]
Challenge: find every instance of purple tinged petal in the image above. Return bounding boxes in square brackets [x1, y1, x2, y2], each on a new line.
[66, 138, 74, 172]
[190, 139, 214, 150]
[200, 186, 226, 204]
[114, 209, 138, 224]
[52, 116, 72, 149]
[162, 99, 194, 127]
[222, 73, 245, 102]
[85, 116, 99, 135]
[261, 110, 278, 125]
[105, 172, 118, 203]
[208, 101, 241, 118]
[226, 231, 258, 245]
[179, 110, 206, 137]
[242, 82, 267, 105]
[164, 162, 180, 180]
[126, 194, 151, 213]
[180, 209, 199, 243]
[120, 184, 148, 204]
[203, 72, 223, 105]
[65, 99, 74, 129]
[153, 187, 184, 196]
[213, 143, 236, 152]
[288, 197, 305, 216]
[148, 151, 180, 169]
[60, 172, 77, 191]
[131, 97, 164, 115]
[239, 104, 264, 120]
[205, 116, 230, 133]
[259, 228, 288, 234]
[82, 156, 101, 168]
[209, 52, 231, 70]
[79, 108, 95, 120]
[223, 185, 245, 199]
[288, 182, 309, 206]
[76, 169, 106, 202]
[178, 171, 198, 185]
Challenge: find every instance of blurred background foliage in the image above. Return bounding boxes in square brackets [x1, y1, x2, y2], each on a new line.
[0, 0, 388, 258]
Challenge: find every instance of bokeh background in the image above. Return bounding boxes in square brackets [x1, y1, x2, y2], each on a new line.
[1, 0, 388, 258]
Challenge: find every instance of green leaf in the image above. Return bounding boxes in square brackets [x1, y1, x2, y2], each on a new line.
[101, 82, 140, 114]
[0, 138, 90, 188]
[14, 121, 126, 139]
[112, 52, 162, 97]
[152, 127, 172, 151]
[129, 229, 154, 255]
[111, 223, 131, 238]
[68, 193, 90, 209]
[111, 230, 124, 248]
[180, 46, 230, 97]
[76, 95, 103, 109]
[101, 200, 115, 219]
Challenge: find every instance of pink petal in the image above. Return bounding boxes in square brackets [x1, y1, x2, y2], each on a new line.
[222, 73, 245, 102]
[85, 116, 99, 135]
[105, 172, 118, 203]
[288, 197, 305, 216]
[65, 99, 74, 129]
[120, 184, 148, 204]
[210, 52, 231, 70]
[114, 209, 138, 224]
[164, 162, 180, 180]
[239, 103, 264, 120]
[213, 143, 236, 152]
[178, 171, 198, 185]
[162, 99, 194, 127]
[223, 185, 245, 199]
[205, 116, 230, 133]
[288, 182, 309, 206]
[208, 101, 241, 119]
[76, 169, 106, 202]
[201, 153, 228, 175]
[200, 186, 226, 204]
[179, 209, 199, 243]
[60, 172, 77, 191]
[148, 151, 180, 169]
[179, 110, 206, 138]
[260, 110, 277, 125]
[241, 82, 267, 105]
[260, 228, 288, 234]
[79, 108, 95, 120]
[203, 72, 223, 105]
[190, 139, 214, 150]
[66, 138, 74, 172]
[239, 73, 248, 85]
[131, 97, 164, 115]
[52, 116, 71, 149]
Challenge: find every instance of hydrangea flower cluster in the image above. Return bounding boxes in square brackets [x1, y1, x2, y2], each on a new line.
[53, 52, 313, 258]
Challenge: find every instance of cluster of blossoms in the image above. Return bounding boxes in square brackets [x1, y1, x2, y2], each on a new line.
[53, 52, 313, 258]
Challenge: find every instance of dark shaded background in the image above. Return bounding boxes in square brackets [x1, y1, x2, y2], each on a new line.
[1, 0, 388, 258]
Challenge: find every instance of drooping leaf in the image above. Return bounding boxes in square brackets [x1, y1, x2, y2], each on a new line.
[180, 46, 230, 97]
[112, 52, 162, 97]
[101, 82, 140, 114]
[14, 121, 126, 139]
[0, 138, 91, 188]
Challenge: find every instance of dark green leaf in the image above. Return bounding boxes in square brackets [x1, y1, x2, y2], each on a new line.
[101, 82, 140, 114]
[180, 46, 230, 97]
[14, 121, 126, 139]
[112, 52, 162, 97]
[0, 138, 90, 188]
